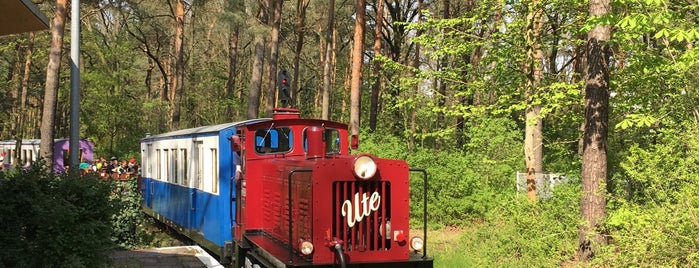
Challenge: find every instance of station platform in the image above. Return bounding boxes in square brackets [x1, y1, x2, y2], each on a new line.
[111, 246, 223, 268]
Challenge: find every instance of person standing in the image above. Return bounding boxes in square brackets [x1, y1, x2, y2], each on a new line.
[106, 157, 118, 178]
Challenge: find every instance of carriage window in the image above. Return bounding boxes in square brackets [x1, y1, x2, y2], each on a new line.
[60, 148, 84, 168]
[302, 128, 341, 154]
[255, 127, 292, 154]
[156, 149, 161, 180]
[173, 148, 180, 184]
[196, 142, 204, 190]
[181, 149, 188, 186]
[164, 149, 170, 182]
[146, 144, 153, 177]
[211, 148, 218, 194]
[26, 149, 33, 166]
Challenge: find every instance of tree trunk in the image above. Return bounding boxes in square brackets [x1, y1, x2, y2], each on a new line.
[19, 32, 35, 138]
[436, 0, 450, 148]
[170, 0, 186, 131]
[349, 0, 366, 142]
[247, 3, 268, 119]
[9, 42, 21, 139]
[40, 0, 69, 168]
[265, 0, 282, 117]
[579, 0, 611, 260]
[248, 35, 265, 119]
[292, 0, 310, 107]
[226, 25, 239, 117]
[322, 0, 336, 120]
[368, 0, 384, 132]
[407, 0, 423, 150]
[315, 30, 323, 116]
[524, 0, 545, 202]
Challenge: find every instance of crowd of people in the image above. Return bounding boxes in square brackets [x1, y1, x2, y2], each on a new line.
[81, 156, 141, 180]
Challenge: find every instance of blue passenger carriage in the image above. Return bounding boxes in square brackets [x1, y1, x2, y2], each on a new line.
[139, 119, 267, 252]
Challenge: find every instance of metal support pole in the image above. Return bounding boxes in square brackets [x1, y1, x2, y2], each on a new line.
[69, 0, 80, 172]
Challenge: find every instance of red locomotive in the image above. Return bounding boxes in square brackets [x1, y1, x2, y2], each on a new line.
[141, 99, 431, 267]
[231, 108, 432, 267]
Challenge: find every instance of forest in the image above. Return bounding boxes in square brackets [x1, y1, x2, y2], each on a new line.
[2, 0, 699, 266]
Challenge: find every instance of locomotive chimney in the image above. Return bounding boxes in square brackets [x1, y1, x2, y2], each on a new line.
[306, 126, 325, 159]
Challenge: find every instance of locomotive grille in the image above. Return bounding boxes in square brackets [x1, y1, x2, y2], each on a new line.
[332, 181, 391, 252]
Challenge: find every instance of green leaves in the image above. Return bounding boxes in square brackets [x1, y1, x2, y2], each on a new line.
[615, 113, 657, 130]
[0, 166, 115, 267]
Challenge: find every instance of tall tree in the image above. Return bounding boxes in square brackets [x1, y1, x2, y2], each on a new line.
[435, 0, 450, 146]
[247, 2, 268, 119]
[349, 0, 367, 141]
[579, 0, 611, 260]
[407, 0, 423, 150]
[524, 0, 545, 201]
[368, 0, 384, 132]
[18, 32, 35, 139]
[170, 0, 186, 130]
[265, 0, 283, 116]
[292, 0, 310, 107]
[322, 0, 336, 120]
[40, 0, 69, 168]
[227, 25, 239, 115]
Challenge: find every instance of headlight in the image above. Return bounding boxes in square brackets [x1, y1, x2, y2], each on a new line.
[410, 236, 424, 251]
[299, 240, 314, 255]
[353, 155, 377, 180]
[379, 220, 391, 239]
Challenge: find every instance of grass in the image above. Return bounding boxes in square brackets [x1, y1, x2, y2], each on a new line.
[421, 227, 473, 267]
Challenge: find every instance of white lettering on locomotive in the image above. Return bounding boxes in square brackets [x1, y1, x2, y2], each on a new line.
[341, 191, 381, 228]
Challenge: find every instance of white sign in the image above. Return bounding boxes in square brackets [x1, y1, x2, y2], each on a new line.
[341, 191, 381, 228]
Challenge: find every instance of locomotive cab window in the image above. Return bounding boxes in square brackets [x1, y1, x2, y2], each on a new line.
[303, 128, 341, 154]
[325, 129, 341, 154]
[254, 127, 292, 154]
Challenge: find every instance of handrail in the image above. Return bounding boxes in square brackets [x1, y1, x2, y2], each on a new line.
[409, 168, 429, 259]
[287, 168, 313, 264]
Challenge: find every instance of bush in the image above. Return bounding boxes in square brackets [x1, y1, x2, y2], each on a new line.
[110, 178, 147, 249]
[360, 117, 523, 227]
[596, 126, 699, 266]
[0, 164, 115, 267]
[457, 182, 581, 267]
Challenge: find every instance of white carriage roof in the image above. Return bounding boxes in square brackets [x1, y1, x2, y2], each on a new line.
[0, 138, 80, 145]
[143, 118, 271, 140]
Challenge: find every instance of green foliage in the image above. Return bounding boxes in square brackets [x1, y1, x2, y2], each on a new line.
[80, 27, 147, 157]
[596, 125, 699, 266]
[599, 197, 699, 266]
[457, 183, 581, 267]
[0, 163, 151, 267]
[110, 179, 147, 249]
[360, 116, 523, 226]
[0, 164, 115, 268]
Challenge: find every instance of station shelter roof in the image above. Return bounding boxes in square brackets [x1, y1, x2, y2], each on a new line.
[0, 0, 49, 36]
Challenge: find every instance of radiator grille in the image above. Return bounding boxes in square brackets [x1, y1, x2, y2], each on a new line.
[332, 181, 391, 252]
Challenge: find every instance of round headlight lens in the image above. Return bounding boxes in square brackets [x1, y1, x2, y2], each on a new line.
[379, 220, 391, 239]
[299, 240, 314, 255]
[353, 155, 377, 180]
[410, 236, 424, 251]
